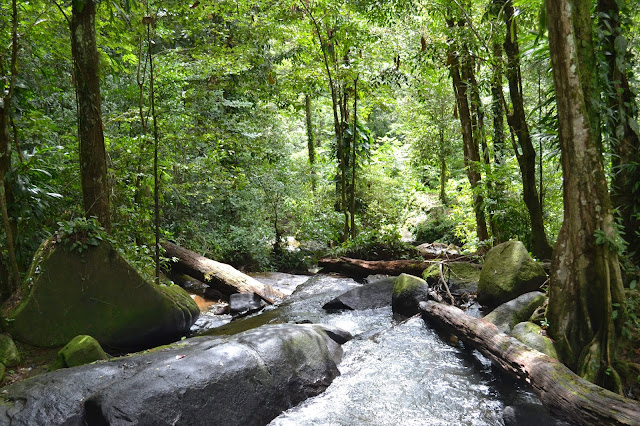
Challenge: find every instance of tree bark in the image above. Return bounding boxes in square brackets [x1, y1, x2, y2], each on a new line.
[318, 256, 465, 279]
[597, 0, 640, 266]
[447, 20, 489, 243]
[546, 0, 626, 392]
[501, 0, 553, 260]
[0, 0, 20, 294]
[161, 241, 285, 304]
[305, 93, 317, 192]
[71, 0, 111, 232]
[419, 301, 640, 425]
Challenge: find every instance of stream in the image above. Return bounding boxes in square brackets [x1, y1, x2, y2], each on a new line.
[197, 274, 566, 426]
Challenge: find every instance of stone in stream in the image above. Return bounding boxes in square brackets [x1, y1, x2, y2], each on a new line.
[392, 273, 430, 317]
[229, 292, 264, 316]
[1, 238, 199, 352]
[422, 262, 481, 296]
[0, 323, 351, 426]
[483, 291, 546, 334]
[478, 240, 547, 309]
[510, 322, 558, 359]
[322, 277, 396, 311]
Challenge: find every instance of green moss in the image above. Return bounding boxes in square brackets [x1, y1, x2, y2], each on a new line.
[51, 335, 108, 370]
[511, 322, 558, 359]
[478, 241, 547, 308]
[0, 335, 20, 368]
[393, 274, 428, 297]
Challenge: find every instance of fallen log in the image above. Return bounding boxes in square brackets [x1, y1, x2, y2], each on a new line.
[318, 257, 435, 278]
[419, 300, 640, 425]
[161, 241, 285, 304]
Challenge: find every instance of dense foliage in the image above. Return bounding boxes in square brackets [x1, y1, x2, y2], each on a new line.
[0, 0, 637, 280]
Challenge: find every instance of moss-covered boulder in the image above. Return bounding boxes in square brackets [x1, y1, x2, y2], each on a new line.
[392, 273, 430, 317]
[422, 262, 480, 296]
[478, 241, 547, 308]
[483, 291, 546, 334]
[2, 238, 199, 351]
[0, 334, 20, 367]
[52, 335, 109, 370]
[510, 322, 558, 359]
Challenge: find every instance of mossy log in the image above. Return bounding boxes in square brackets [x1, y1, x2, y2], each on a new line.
[318, 257, 437, 278]
[419, 301, 640, 425]
[161, 241, 284, 304]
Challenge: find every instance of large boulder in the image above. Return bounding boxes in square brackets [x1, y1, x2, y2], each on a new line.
[392, 274, 430, 317]
[1, 238, 199, 351]
[483, 291, 546, 334]
[322, 278, 396, 310]
[422, 262, 481, 296]
[0, 323, 349, 426]
[510, 322, 558, 359]
[478, 241, 547, 308]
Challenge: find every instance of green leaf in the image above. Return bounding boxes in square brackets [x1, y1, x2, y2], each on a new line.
[631, 280, 637, 290]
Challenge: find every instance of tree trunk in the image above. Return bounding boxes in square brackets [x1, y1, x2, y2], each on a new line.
[489, 33, 505, 243]
[161, 241, 285, 304]
[438, 126, 447, 205]
[305, 94, 317, 192]
[501, 0, 553, 260]
[420, 301, 640, 425]
[546, 0, 626, 392]
[71, 0, 111, 232]
[350, 77, 358, 239]
[447, 19, 489, 243]
[0, 0, 20, 294]
[597, 0, 640, 266]
[318, 256, 465, 279]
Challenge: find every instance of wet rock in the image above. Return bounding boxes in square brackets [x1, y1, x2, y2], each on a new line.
[511, 322, 558, 359]
[503, 402, 570, 426]
[0, 334, 20, 367]
[478, 241, 547, 309]
[392, 273, 430, 317]
[1, 238, 199, 352]
[0, 323, 349, 426]
[422, 262, 480, 296]
[322, 278, 396, 310]
[51, 335, 109, 370]
[483, 292, 546, 334]
[229, 292, 264, 316]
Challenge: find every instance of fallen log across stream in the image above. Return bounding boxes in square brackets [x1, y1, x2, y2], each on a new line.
[161, 241, 285, 304]
[318, 257, 436, 278]
[419, 300, 640, 425]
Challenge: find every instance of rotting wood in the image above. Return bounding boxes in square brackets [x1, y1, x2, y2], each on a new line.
[419, 300, 640, 425]
[161, 241, 284, 304]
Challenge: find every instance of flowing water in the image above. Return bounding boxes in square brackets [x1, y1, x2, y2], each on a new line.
[201, 274, 565, 426]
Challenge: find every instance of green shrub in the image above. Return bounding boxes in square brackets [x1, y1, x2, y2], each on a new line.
[411, 208, 461, 246]
[334, 229, 419, 260]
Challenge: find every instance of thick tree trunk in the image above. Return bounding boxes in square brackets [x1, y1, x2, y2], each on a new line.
[318, 256, 465, 278]
[447, 27, 489, 243]
[546, 0, 626, 392]
[161, 241, 285, 304]
[71, 0, 111, 232]
[502, 1, 553, 260]
[420, 301, 640, 425]
[598, 0, 640, 266]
